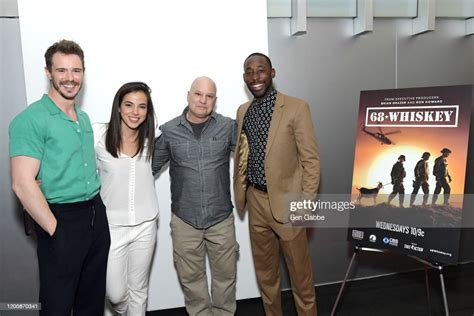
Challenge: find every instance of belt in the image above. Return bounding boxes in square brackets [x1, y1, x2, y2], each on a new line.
[248, 181, 268, 193]
[48, 193, 101, 211]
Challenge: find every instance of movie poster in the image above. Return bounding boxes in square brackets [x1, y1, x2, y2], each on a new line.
[349, 85, 472, 264]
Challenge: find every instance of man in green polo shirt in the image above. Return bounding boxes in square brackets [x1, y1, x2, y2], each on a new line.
[9, 40, 110, 316]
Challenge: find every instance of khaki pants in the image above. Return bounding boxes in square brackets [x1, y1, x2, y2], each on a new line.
[247, 186, 317, 316]
[170, 213, 238, 316]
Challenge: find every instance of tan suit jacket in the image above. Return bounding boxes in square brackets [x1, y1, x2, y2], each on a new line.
[233, 91, 320, 223]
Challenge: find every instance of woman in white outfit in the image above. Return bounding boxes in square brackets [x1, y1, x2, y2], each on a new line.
[94, 82, 159, 315]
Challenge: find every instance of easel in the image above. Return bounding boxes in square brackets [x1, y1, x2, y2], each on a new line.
[330, 245, 450, 316]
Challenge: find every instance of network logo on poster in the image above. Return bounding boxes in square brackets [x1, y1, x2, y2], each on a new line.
[349, 85, 472, 264]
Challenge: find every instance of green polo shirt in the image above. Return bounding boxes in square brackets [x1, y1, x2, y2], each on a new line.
[9, 94, 100, 203]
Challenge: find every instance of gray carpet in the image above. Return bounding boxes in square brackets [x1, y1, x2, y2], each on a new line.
[148, 262, 474, 316]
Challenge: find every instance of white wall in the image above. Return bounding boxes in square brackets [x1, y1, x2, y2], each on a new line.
[9, 0, 473, 312]
[18, 0, 267, 310]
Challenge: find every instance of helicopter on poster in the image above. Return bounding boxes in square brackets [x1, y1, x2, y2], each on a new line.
[360, 124, 400, 145]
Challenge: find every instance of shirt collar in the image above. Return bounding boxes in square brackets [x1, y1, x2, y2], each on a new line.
[252, 88, 277, 107]
[41, 94, 83, 119]
[178, 106, 217, 126]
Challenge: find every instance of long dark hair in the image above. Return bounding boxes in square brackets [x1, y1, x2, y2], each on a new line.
[105, 82, 155, 161]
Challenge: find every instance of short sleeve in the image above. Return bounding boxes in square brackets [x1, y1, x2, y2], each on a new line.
[9, 112, 45, 160]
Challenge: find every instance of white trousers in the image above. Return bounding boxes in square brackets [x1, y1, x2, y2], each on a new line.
[104, 219, 157, 316]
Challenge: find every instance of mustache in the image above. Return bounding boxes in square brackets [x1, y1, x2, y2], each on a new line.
[60, 80, 79, 86]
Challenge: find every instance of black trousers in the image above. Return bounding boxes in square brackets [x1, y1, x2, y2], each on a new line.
[34, 194, 110, 316]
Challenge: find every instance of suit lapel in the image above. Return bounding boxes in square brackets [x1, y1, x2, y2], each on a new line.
[238, 102, 251, 132]
[237, 101, 252, 152]
[265, 92, 285, 157]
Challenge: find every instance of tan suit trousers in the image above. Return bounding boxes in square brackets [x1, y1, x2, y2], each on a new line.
[247, 186, 317, 316]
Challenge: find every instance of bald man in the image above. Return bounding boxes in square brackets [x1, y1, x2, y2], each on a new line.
[152, 77, 238, 315]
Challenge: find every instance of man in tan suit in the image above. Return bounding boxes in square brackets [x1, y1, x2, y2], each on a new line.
[233, 52, 320, 315]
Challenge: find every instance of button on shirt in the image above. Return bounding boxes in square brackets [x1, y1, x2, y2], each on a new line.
[94, 124, 159, 226]
[243, 88, 277, 187]
[9, 94, 100, 203]
[152, 108, 237, 229]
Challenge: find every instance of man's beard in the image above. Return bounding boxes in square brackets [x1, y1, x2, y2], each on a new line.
[51, 79, 81, 100]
